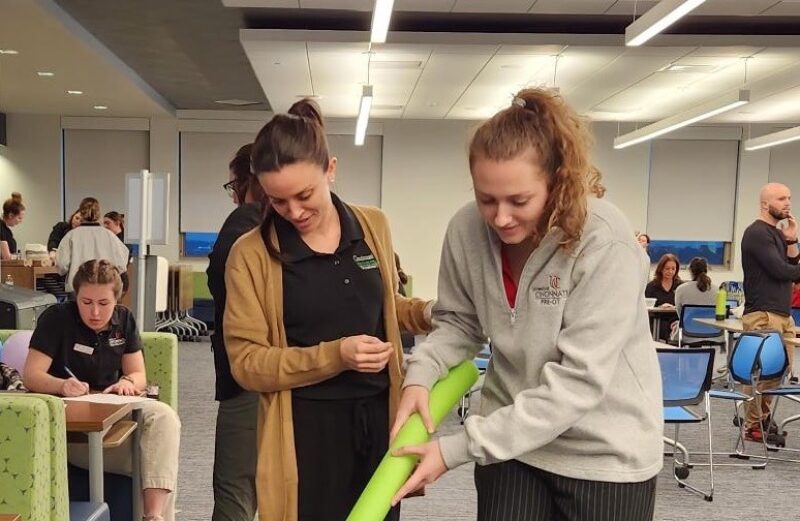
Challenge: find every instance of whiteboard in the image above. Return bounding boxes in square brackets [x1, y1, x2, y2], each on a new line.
[126, 172, 170, 245]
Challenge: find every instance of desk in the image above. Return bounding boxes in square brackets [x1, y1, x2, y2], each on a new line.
[0, 263, 58, 291]
[693, 317, 800, 347]
[648, 307, 677, 341]
[0, 514, 21, 521]
[65, 402, 132, 504]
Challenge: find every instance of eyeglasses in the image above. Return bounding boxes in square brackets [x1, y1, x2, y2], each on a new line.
[223, 180, 236, 197]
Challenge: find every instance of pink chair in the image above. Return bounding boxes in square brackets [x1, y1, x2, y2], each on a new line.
[0, 330, 33, 372]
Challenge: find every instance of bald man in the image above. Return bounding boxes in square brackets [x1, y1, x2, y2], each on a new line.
[739, 182, 800, 443]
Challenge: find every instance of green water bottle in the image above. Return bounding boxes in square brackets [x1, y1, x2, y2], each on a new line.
[715, 286, 728, 320]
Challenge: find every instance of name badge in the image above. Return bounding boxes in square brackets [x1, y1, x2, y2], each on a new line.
[354, 254, 378, 270]
[109, 337, 127, 347]
[73, 343, 94, 355]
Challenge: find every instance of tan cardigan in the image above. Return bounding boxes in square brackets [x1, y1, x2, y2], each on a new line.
[224, 204, 430, 521]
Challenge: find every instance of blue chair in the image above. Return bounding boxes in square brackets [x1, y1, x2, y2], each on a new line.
[709, 331, 788, 467]
[658, 347, 715, 501]
[457, 344, 491, 423]
[675, 305, 726, 349]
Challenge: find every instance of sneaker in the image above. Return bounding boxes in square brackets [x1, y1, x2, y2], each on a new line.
[733, 415, 779, 434]
[745, 426, 785, 445]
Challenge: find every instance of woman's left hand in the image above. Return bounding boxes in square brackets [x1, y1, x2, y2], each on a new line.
[103, 378, 138, 396]
[390, 440, 448, 506]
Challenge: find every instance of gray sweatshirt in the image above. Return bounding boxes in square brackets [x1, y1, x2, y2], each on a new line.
[56, 224, 130, 292]
[405, 198, 663, 482]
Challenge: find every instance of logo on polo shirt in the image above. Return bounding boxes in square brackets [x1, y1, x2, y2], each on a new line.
[354, 254, 378, 270]
[109, 337, 127, 347]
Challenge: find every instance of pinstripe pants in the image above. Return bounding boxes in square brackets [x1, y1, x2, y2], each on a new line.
[474, 460, 656, 521]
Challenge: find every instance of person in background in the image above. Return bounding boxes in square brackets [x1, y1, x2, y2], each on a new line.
[390, 88, 662, 521]
[48, 210, 82, 251]
[224, 99, 433, 521]
[103, 211, 126, 242]
[739, 182, 800, 442]
[23, 259, 181, 521]
[207, 143, 268, 521]
[792, 282, 800, 308]
[645, 253, 682, 341]
[636, 232, 651, 253]
[56, 197, 129, 295]
[1, 192, 25, 257]
[672, 257, 721, 343]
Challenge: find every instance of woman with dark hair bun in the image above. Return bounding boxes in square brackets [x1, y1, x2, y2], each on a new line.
[672, 257, 720, 342]
[1, 191, 25, 258]
[223, 99, 433, 521]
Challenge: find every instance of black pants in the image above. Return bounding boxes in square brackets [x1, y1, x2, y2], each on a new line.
[292, 390, 400, 521]
[475, 460, 656, 521]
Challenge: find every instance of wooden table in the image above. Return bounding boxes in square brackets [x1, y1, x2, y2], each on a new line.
[65, 402, 132, 504]
[0, 262, 58, 291]
[0, 514, 22, 521]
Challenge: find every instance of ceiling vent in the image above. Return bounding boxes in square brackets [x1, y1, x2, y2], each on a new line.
[370, 60, 423, 70]
[659, 63, 718, 73]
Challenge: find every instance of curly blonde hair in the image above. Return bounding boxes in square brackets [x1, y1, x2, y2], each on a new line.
[468, 88, 605, 251]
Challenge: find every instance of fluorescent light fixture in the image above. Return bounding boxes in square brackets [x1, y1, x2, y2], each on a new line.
[37, 71, 54, 77]
[370, 0, 395, 43]
[613, 89, 749, 149]
[744, 125, 800, 151]
[0, 49, 19, 55]
[626, 0, 706, 47]
[67, 90, 83, 95]
[93, 105, 108, 110]
[355, 85, 373, 146]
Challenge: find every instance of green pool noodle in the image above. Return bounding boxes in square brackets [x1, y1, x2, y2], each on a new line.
[346, 360, 480, 521]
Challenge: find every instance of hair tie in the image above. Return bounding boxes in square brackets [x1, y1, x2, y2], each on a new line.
[512, 97, 526, 108]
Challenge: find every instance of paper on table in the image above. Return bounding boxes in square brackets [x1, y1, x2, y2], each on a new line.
[63, 394, 153, 405]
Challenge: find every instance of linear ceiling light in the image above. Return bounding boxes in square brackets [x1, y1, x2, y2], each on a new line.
[744, 126, 800, 151]
[613, 89, 750, 149]
[370, 0, 395, 43]
[626, 0, 707, 47]
[355, 85, 373, 146]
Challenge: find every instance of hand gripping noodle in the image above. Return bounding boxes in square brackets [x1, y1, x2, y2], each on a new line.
[346, 360, 480, 521]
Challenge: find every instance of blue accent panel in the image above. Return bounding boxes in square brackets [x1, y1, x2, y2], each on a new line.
[184, 232, 218, 257]
[761, 386, 800, 396]
[658, 348, 714, 404]
[791, 307, 800, 326]
[649, 240, 726, 266]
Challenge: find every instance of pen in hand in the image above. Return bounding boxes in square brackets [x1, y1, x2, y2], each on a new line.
[63, 366, 90, 396]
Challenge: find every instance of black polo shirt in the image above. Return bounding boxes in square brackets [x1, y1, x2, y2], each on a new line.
[29, 302, 141, 390]
[268, 193, 388, 400]
[0, 220, 16, 254]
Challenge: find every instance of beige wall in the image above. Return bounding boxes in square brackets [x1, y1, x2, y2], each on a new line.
[0, 113, 62, 251]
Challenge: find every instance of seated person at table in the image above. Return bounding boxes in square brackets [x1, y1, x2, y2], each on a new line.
[645, 253, 682, 341]
[23, 259, 181, 521]
[672, 257, 722, 343]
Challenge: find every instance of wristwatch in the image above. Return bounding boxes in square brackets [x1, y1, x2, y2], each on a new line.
[120, 375, 135, 385]
[787, 238, 798, 245]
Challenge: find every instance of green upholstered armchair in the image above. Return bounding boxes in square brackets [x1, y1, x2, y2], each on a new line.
[0, 394, 70, 521]
[0, 330, 178, 411]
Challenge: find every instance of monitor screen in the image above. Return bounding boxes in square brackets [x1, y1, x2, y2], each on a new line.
[183, 232, 218, 257]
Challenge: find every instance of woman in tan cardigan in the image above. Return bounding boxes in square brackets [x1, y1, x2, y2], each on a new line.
[224, 99, 432, 521]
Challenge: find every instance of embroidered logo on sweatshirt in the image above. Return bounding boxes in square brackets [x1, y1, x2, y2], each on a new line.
[354, 254, 378, 270]
[533, 274, 569, 305]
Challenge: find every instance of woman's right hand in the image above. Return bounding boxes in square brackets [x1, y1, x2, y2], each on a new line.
[61, 377, 89, 397]
[340, 335, 393, 373]
[390, 385, 434, 443]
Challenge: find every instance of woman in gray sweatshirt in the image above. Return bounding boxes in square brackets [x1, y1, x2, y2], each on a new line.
[391, 88, 663, 520]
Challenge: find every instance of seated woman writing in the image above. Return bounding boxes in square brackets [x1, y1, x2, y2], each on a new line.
[23, 259, 180, 521]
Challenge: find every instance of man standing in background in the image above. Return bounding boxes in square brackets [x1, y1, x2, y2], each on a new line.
[740, 182, 800, 443]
